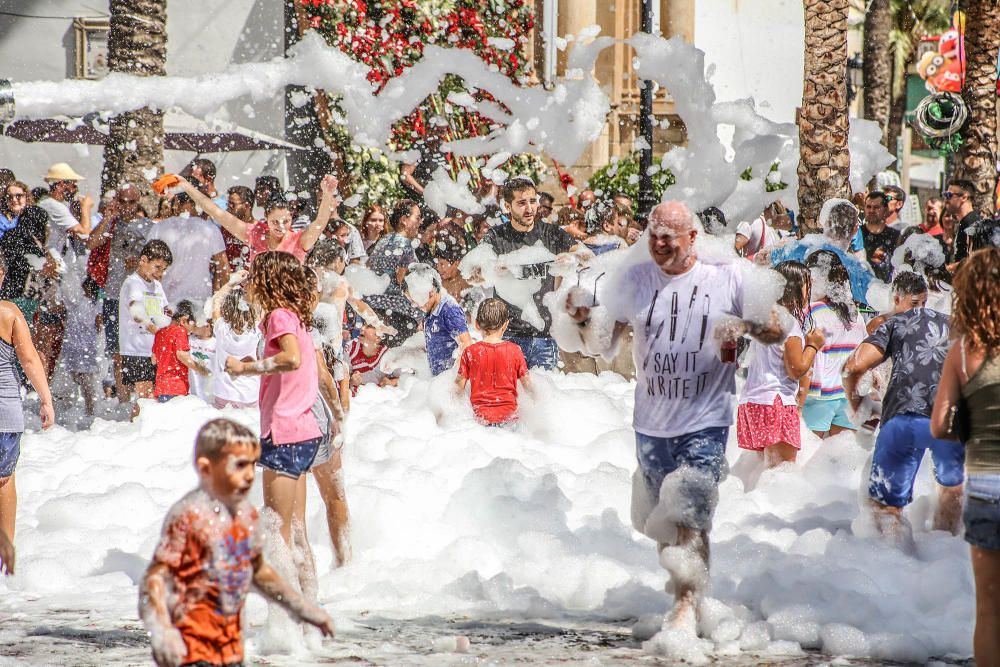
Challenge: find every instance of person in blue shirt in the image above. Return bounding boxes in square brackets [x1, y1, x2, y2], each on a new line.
[766, 199, 876, 307]
[405, 263, 472, 375]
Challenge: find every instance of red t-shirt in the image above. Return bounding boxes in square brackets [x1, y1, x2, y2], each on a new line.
[457, 341, 528, 425]
[153, 324, 191, 397]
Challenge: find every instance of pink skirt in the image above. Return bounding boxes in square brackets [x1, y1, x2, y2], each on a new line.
[737, 395, 801, 451]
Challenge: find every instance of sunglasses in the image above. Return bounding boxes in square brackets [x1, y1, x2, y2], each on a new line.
[943, 191, 965, 200]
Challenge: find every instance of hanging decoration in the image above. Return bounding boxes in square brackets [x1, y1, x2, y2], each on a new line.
[911, 91, 968, 155]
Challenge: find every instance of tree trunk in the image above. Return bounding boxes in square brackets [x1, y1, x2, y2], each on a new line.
[101, 0, 166, 210]
[953, 0, 999, 215]
[862, 0, 892, 146]
[797, 0, 852, 233]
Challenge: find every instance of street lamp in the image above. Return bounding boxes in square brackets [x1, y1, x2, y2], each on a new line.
[637, 0, 657, 220]
[846, 53, 864, 105]
[0, 80, 14, 129]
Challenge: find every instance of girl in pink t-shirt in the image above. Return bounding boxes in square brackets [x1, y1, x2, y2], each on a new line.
[225, 251, 320, 554]
[174, 173, 340, 265]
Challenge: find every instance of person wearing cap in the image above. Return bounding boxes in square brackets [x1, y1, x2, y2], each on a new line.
[37, 163, 93, 255]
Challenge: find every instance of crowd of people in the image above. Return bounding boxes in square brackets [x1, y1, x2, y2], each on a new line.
[0, 155, 998, 666]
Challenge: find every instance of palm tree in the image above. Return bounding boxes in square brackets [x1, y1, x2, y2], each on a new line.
[863, 0, 892, 145]
[798, 0, 852, 233]
[953, 0, 999, 214]
[100, 0, 167, 207]
[885, 0, 951, 153]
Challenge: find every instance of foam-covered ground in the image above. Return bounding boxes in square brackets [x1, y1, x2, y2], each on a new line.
[0, 371, 974, 665]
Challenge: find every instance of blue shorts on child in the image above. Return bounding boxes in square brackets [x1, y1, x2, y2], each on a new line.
[258, 434, 321, 479]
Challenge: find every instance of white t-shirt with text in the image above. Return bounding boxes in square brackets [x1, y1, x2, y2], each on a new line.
[118, 273, 167, 357]
[623, 260, 745, 438]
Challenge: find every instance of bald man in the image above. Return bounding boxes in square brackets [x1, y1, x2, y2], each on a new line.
[569, 201, 784, 635]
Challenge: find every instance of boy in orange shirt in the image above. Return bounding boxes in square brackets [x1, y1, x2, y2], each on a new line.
[140, 419, 334, 667]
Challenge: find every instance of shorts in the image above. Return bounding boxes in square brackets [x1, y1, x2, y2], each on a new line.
[504, 335, 559, 370]
[736, 396, 801, 450]
[802, 396, 856, 433]
[964, 473, 1000, 551]
[121, 355, 156, 386]
[0, 432, 21, 478]
[635, 426, 729, 530]
[259, 434, 321, 479]
[869, 414, 965, 508]
[156, 395, 180, 403]
[310, 396, 341, 469]
[103, 298, 120, 354]
[182, 662, 244, 667]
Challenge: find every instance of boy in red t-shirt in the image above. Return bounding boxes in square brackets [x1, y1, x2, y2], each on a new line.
[141, 419, 334, 667]
[456, 298, 531, 425]
[152, 300, 209, 402]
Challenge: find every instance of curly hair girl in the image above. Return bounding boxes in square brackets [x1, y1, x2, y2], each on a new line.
[951, 247, 1000, 354]
[247, 251, 317, 330]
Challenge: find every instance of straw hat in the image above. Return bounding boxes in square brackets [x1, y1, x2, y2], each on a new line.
[43, 162, 85, 182]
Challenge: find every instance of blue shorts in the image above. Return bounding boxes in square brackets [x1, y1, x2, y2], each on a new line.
[504, 335, 559, 370]
[964, 473, 1000, 550]
[259, 434, 320, 479]
[802, 397, 856, 432]
[103, 298, 120, 355]
[0, 432, 22, 478]
[869, 414, 965, 508]
[635, 426, 729, 530]
[156, 395, 180, 403]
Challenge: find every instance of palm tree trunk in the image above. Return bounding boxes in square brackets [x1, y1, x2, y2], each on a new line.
[862, 0, 892, 146]
[953, 0, 999, 215]
[100, 0, 166, 208]
[797, 0, 852, 233]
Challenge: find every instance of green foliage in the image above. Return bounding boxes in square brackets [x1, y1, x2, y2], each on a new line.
[586, 152, 674, 201]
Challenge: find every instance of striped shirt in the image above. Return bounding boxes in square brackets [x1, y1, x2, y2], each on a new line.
[807, 302, 866, 401]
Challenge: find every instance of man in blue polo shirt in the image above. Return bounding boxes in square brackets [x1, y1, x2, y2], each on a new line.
[405, 263, 471, 375]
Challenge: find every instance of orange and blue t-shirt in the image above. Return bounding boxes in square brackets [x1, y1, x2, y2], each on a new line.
[152, 489, 262, 666]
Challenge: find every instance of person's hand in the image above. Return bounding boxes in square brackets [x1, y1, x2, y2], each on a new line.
[300, 603, 336, 638]
[320, 175, 339, 198]
[565, 293, 591, 323]
[350, 371, 363, 387]
[227, 269, 249, 286]
[80, 194, 95, 210]
[225, 356, 245, 376]
[0, 529, 14, 575]
[145, 322, 159, 335]
[150, 624, 187, 667]
[40, 255, 60, 279]
[39, 401, 54, 429]
[805, 327, 826, 350]
[195, 362, 211, 377]
[626, 227, 641, 245]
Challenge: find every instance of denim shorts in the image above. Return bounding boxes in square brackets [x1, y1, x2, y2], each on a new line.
[964, 473, 1000, 551]
[869, 414, 965, 508]
[0, 432, 22, 478]
[259, 434, 320, 479]
[504, 335, 559, 370]
[635, 426, 729, 530]
[801, 397, 856, 432]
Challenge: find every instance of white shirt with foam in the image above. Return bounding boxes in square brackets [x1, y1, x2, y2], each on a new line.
[623, 259, 745, 438]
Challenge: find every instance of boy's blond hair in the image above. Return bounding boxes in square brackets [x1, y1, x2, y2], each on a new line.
[194, 419, 258, 461]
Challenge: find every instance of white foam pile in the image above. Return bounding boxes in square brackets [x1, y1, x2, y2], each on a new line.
[0, 370, 974, 664]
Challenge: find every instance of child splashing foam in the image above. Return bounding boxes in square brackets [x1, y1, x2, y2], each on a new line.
[140, 419, 334, 667]
[223, 251, 324, 651]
